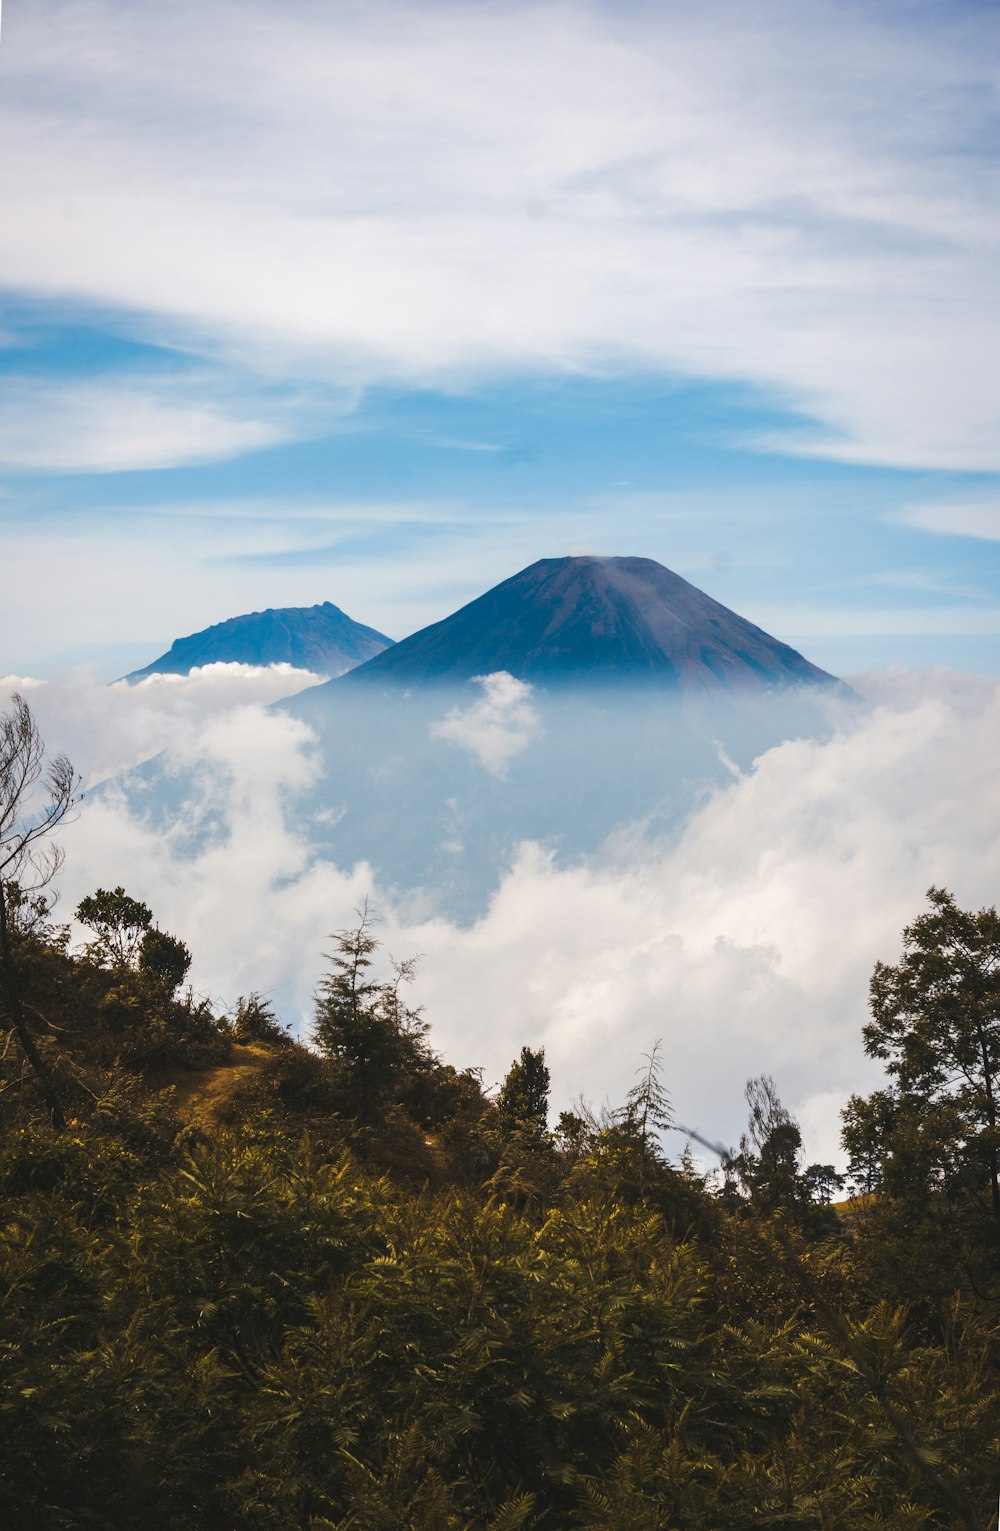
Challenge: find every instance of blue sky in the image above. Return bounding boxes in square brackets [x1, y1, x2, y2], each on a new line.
[1, 0, 999, 678]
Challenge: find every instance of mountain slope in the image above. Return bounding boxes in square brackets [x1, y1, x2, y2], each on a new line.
[124, 601, 393, 681]
[332, 555, 839, 692]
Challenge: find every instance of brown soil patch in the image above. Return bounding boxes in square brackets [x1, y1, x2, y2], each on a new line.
[158, 1044, 269, 1125]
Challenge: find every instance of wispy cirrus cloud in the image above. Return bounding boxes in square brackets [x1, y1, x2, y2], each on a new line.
[0, 378, 291, 472]
[898, 501, 1000, 543]
[745, 602, 1000, 638]
[1, 0, 998, 470]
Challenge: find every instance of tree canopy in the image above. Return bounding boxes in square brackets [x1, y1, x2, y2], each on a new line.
[76, 885, 153, 969]
[497, 1045, 550, 1137]
[864, 885, 1000, 1218]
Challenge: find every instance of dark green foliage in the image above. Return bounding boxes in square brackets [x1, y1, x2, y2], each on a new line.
[312, 907, 437, 1128]
[619, 1040, 672, 1165]
[1, 887, 999, 1527]
[726, 1077, 843, 1237]
[76, 885, 153, 968]
[555, 1109, 590, 1158]
[843, 889, 1000, 1307]
[497, 1045, 550, 1136]
[801, 1162, 845, 1204]
[732, 1074, 801, 1208]
[2, 880, 65, 942]
[138, 925, 192, 994]
[863, 886, 1000, 1219]
[229, 990, 289, 1045]
[842, 1088, 897, 1196]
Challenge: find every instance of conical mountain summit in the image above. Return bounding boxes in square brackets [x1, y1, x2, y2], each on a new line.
[335, 555, 839, 693]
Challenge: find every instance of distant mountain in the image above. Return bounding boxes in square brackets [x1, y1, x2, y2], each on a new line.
[107, 558, 849, 922]
[123, 602, 393, 682]
[328, 555, 840, 693]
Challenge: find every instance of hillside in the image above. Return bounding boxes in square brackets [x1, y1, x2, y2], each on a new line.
[1, 887, 997, 1527]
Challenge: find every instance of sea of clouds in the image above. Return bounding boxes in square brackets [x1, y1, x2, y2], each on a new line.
[3, 661, 998, 1168]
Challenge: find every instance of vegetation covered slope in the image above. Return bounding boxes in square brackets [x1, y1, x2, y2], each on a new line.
[1, 874, 999, 1529]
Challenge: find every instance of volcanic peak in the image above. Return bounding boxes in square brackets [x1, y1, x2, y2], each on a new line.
[124, 601, 393, 682]
[336, 555, 839, 693]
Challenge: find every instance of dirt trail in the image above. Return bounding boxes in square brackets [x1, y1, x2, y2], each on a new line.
[159, 1044, 269, 1125]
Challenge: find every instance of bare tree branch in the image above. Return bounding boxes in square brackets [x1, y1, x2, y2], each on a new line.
[0, 693, 80, 1129]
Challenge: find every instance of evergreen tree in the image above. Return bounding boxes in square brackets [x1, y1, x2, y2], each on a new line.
[619, 1039, 672, 1172]
[733, 1075, 804, 1211]
[138, 926, 192, 995]
[496, 1046, 550, 1136]
[312, 905, 429, 1124]
[841, 1087, 897, 1196]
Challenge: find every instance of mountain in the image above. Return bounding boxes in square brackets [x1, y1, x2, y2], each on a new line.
[330, 556, 839, 693]
[123, 601, 393, 682]
[106, 557, 850, 922]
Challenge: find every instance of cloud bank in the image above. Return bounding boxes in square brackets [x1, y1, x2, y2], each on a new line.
[0, 663, 323, 788]
[16, 663, 996, 1168]
[2, 0, 998, 470]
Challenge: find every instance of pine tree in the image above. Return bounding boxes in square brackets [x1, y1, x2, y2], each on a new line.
[312, 904, 429, 1124]
[619, 1039, 672, 1172]
[496, 1046, 550, 1137]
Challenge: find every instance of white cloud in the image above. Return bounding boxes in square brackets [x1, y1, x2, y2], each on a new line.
[0, 1, 998, 469]
[119, 661, 324, 699]
[899, 501, 1000, 543]
[0, 378, 291, 471]
[19, 665, 997, 1167]
[1, 663, 322, 788]
[58, 705, 368, 1013]
[411, 672, 1000, 1161]
[430, 672, 541, 776]
[0, 674, 47, 692]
